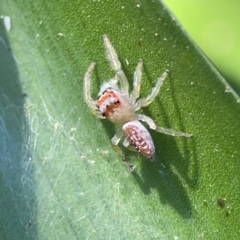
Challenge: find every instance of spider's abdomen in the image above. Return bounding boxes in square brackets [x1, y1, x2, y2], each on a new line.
[122, 120, 155, 160]
[97, 89, 135, 124]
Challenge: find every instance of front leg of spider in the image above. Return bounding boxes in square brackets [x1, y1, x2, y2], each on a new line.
[83, 34, 192, 167]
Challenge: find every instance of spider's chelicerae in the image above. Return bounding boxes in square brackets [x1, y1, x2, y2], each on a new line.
[84, 35, 192, 160]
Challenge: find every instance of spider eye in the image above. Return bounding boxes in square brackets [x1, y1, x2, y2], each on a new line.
[114, 99, 120, 105]
[98, 90, 107, 99]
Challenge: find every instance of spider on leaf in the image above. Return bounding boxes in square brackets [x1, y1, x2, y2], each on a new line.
[84, 34, 192, 162]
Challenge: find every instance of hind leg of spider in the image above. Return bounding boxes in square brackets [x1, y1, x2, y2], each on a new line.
[111, 130, 135, 171]
[136, 114, 193, 137]
[111, 127, 126, 160]
[123, 138, 138, 152]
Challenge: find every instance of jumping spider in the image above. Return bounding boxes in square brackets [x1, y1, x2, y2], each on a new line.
[84, 35, 192, 160]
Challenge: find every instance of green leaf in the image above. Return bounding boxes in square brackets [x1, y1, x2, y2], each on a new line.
[1, 1, 240, 239]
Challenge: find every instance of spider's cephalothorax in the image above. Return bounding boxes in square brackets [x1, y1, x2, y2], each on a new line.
[96, 88, 135, 123]
[84, 34, 192, 160]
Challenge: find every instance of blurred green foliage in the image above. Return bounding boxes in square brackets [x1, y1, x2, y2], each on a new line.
[164, 0, 240, 92]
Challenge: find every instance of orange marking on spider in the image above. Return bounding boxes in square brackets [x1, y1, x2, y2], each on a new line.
[97, 90, 121, 117]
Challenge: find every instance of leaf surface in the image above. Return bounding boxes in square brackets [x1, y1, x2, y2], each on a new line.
[1, 1, 240, 239]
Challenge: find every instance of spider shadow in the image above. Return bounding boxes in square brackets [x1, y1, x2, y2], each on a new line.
[97, 58, 198, 219]
[131, 128, 197, 219]
[129, 65, 199, 219]
[100, 104, 198, 219]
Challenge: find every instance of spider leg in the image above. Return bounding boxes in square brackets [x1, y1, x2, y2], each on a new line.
[130, 61, 143, 103]
[136, 114, 193, 137]
[123, 138, 130, 147]
[112, 131, 136, 171]
[103, 35, 129, 94]
[123, 138, 138, 152]
[134, 69, 169, 111]
[84, 62, 105, 118]
[111, 127, 126, 159]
